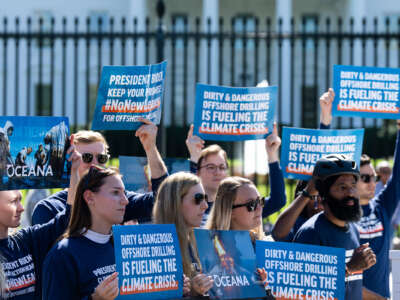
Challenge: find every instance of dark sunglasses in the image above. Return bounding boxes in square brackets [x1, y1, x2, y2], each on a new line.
[194, 193, 208, 205]
[360, 174, 377, 183]
[82, 153, 110, 164]
[232, 196, 265, 212]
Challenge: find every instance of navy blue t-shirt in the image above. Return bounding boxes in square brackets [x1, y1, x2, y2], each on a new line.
[294, 212, 362, 300]
[42, 236, 115, 300]
[1, 206, 70, 300]
[32, 174, 167, 226]
[354, 130, 400, 298]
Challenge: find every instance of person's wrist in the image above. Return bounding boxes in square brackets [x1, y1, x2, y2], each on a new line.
[301, 189, 311, 199]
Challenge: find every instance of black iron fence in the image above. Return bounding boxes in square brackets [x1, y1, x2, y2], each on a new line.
[0, 7, 399, 187]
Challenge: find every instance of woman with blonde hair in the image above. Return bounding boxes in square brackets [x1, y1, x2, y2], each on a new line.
[153, 171, 213, 296]
[206, 176, 267, 241]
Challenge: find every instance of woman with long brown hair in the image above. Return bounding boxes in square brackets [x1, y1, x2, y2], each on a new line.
[42, 166, 128, 300]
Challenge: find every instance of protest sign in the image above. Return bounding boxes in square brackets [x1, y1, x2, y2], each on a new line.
[193, 83, 277, 141]
[0, 116, 70, 190]
[333, 64, 400, 119]
[92, 61, 167, 130]
[119, 156, 190, 192]
[194, 229, 267, 299]
[280, 127, 364, 180]
[256, 241, 345, 300]
[113, 224, 183, 299]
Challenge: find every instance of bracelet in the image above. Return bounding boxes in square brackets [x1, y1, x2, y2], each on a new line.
[301, 189, 311, 199]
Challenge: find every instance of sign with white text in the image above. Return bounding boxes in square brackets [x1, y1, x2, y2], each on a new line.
[280, 127, 364, 180]
[193, 84, 277, 141]
[92, 61, 167, 130]
[333, 64, 400, 119]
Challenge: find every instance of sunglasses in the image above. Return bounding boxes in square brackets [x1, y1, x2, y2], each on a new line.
[82, 153, 110, 164]
[360, 174, 377, 183]
[194, 193, 208, 205]
[232, 196, 265, 212]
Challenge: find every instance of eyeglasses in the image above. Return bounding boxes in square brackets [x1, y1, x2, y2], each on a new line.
[81, 153, 110, 164]
[360, 174, 377, 183]
[232, 196, 265, 212]
[199, 163, 228, 173]
[194, 193, 208, 205]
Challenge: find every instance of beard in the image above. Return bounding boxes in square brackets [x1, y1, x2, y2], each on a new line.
[325, 193, 362, 222]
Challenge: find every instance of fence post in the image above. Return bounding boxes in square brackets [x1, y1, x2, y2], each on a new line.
[156, 0, 167, 156]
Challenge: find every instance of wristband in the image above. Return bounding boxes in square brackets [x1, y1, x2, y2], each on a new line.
[301, 189, 311, 199]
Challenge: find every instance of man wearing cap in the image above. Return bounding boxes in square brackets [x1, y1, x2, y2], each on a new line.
[294, 154, 376, 300]
[355, 122, 400, 300]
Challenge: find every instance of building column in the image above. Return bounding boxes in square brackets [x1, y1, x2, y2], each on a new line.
[276, 0, 292, 124]
[202, 0, 219, 84]
[130, 0, 147, 65]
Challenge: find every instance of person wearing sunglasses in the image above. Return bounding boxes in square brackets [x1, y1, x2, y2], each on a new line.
[152, 172, 213, 296]
[42, 166, 129, 300]
[32, 118, 167, 226]
[186, 122, 286, 227]
[0, 136, 81, 300]
[354, 122, 400, 300]
[206, 176, 266, 241]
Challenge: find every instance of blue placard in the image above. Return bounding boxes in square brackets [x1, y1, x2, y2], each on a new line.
[0, 116, 70, 190]
[333, 64, 400, 119]
[256, 241, 345, 300]
[280, 127, 364, 180]
[119, 156, 190, 192]
[92, 61, 167, 130]
[113, 224, 183, 299]
[194, 229, 267, 299]
[193, 83, 277, 141]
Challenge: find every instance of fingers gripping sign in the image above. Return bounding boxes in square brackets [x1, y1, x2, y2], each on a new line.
[136, 117, 158, 152]
[265, 123, 281, 163]
[186, 124, 205, 163]
[92, 272, 119, 300]
[320, 88, 335, 126]
[347, 243, 377, 274]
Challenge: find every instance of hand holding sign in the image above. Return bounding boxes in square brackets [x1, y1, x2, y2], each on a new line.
[266, 123, 281, 163]
[136, 118, 158, 152]
[186, 124, 205, 163]
[347, 243, 376, 274]
[92, 272, 119, 300]
[66, 134, 83, 206]
[320, 88, 334, 126]
[183, 275, 191, 297]
[191, 273, 214, 296]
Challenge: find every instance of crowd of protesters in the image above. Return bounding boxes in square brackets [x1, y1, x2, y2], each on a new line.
[0, 87, 399, 300]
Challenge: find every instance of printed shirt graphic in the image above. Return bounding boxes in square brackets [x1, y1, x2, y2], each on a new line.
[42, 236, 116, 300]
[2, 252, 36, 299]
[355, 212, 384, 239]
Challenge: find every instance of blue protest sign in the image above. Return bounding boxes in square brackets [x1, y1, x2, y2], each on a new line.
[256, 241, 345, 300]
[119, 156, 190, 192]
[92, 61, 167, 130]
[0, 116, 70, 190]
[333, 64, 400, 119]
[280, 127, 364, 180]
[113, 224, 183, 299]
[194, 229, 267, 299]
[193, 83, 277, 141]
